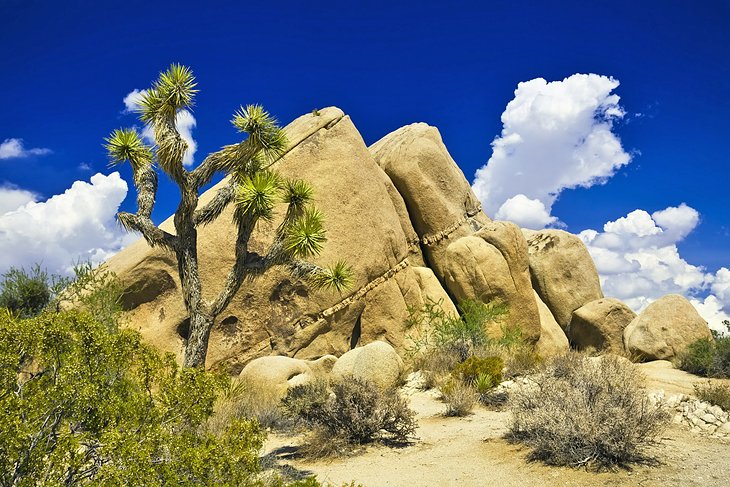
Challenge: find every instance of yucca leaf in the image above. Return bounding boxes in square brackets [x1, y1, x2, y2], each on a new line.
[284, 207, 326, 258]
[104, 128, 152, 172]
[138, 64, 197, 124]
[235, 170, 282, 221]
[282, 179, 313, 219]
[309, 261, 353, 293]
[231, 104, 288, 161]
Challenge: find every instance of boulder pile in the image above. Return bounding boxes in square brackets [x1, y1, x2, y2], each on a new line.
[105, 107, 713, 373]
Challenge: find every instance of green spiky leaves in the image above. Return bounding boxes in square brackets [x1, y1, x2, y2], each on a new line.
[282, 179, 313, 221]
[309, 261, 353, 293]
[235, 170, 282, 221]
[104, 128, 152, 172]
[231, 105, 288, 162]
[138, 64, 198, 124]
[284, 207, 326, 258]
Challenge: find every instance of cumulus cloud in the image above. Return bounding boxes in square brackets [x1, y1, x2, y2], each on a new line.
[0, 185, 39, 215]
[0, 138, 51, 159]
[473, 73, 631, 228]
[578, 204, 728, 333]
[123, 89, 198, 166]
[0, 173, 134, 275]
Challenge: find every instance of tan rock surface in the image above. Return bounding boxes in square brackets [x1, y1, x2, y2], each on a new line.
[330, 341, 404, 390]
[624, 294, 713, 361]
[534, 291, 569, 358]
[238, 355, 336, 400]
[107, 108, 437, 372]
[441, 222, 541, 342]
[568, 297, 636, 352]
[524, 229, 603, 330]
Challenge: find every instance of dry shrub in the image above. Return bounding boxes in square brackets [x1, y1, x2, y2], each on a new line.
[508, 353, 669, 469]
[282, 377, 417, 456]
[207, 378, 292, 435]
[694, 381, 730, 411]
[441, 380, 477, 416]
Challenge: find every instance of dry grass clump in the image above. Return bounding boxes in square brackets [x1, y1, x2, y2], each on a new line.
[441, 380, 477, 416]
[282, 377, 417, 458]
[508, 353, 669, 469]
[206, 377, 293, 435]
[694, 381, 730, 411]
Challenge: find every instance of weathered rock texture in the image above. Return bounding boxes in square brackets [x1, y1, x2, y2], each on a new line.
[534, 291, 569, 358]
[107, 108, 450, 372]
[330, 341, 404, 390]
[441, 222, 540, 342]
[568, 298, 636, 352]
[623, 294, 713, 360]
[524, 229, 603, 330]
[238, 355, 336, 400]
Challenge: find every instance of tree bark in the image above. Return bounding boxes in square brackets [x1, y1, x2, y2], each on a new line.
[183, 310, 214, 368]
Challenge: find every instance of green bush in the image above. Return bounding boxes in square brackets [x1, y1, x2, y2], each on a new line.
[0, 264, 52, 318]
[694, 381, 730, 411]
[508, 353, 669, 469]
[282, 377, 416, 455]
[451, 356, 503, 387]
[0, 309, 269, 485]
[678, 331, 730, 379]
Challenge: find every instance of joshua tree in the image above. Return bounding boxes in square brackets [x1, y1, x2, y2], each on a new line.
[106, 64, 351, 368]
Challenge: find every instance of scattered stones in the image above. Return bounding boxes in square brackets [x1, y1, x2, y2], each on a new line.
[647, 390, 730, 439]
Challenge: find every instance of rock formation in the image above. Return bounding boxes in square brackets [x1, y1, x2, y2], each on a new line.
[106, 107, 712, 374]
[568, 298, 637, 352]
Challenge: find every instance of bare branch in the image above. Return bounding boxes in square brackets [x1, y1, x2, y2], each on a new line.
[193, 180, 236, 227]
[117, 212, 177, 251]
[209, 211, 255, 317]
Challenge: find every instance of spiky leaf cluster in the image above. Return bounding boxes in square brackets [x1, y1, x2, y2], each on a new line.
[235, 170, 282, 222]
[137, 64, 197, 124]
[232, 105, 288, 162]
[309, 260, 354, 292]
[104, 128, 152, 172]
[283, 207, 326, 259]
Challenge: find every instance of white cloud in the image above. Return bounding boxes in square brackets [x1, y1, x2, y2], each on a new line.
[494, 194, 558, 230]
[473, 73, 631, 228]
[0, 138, 51, 159]
[0, 173, 134, 275]
[0, 185, 39, 215]
[578, 204, 728, 334]
[123, 89, 197, 166]
[78, 162, 92, 171]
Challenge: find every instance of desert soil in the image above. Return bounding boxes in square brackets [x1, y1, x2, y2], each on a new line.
[263, 362, 730, 487]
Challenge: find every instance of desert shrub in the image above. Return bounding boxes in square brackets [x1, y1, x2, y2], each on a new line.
[451, 356, 503, 386]
[282, 377, 416, 453]
[508, 353, 669, 469]
[207, 378, 294, 434]
[441, 379, 477, 416]
[0, 308, 270, 485]
[694, 381, 730, 411]
[678, 333, 730, 379]
[0, 264, 52, 318]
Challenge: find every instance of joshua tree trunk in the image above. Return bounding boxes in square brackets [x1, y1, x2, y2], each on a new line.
[106, 65, 351, 369]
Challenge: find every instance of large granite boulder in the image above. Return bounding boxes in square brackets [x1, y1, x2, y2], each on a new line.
[569, 298, 636, 352]
[369, 123, 490, 280]
[534, 291, 569, 358]
[330, 341, 404, 390]
[623, 294, 713, 361]
[441, 222, 541, 343]
[238, 355, 337, 400]
[524, 229, 603, 330]
[106, 108, 450, 372]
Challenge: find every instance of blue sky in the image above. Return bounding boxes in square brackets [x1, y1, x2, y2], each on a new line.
[1, 0, 729, 328]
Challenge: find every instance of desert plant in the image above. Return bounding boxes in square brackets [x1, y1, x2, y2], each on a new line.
[0, 308, 270, 485]
[694, 381, 730, 411]
[0, 264, 52, 318]
[105, 64, 351, 368]
[451, 356, 503, 387]
[282, 377, 416, 453]
[508, 353, 669, 469]
[678, 333, 730, 378]
[441, 379, 477, 417]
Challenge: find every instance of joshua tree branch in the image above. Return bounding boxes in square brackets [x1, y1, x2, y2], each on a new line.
[193, 180, 236, 227]
[117, 212, 177, 251]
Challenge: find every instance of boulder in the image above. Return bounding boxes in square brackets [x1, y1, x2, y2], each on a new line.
[441, 222, 541, 342]
[330, 341, 404, 390]
[534, 291, 569, 358]
[369, 123, 490, 280]
[411, 266, 458, 316]
[524, 229, 603, 330]
[623, 294, 713, 361]
[238, 355, 337, 400]
[569, 298, 636, 352]
[106, 108, 439, 372]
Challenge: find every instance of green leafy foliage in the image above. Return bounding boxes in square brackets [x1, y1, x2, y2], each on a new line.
[284, 207, 326, 258]
[104, 128, 152, 171]
[0, 309, 268, 485]
[0, 264, 52, 318]
[678, 332, 730, 379]
[451, 356, 503, 388]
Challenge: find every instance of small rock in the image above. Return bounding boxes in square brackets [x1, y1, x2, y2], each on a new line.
[700, 413, 717, 424]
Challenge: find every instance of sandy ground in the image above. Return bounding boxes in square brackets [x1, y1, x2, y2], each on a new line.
[263, 362, 730, 487]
